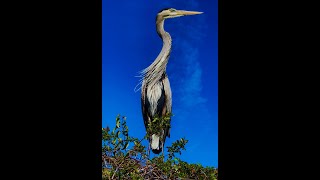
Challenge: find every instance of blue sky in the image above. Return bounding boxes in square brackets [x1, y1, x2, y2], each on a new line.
[102, 0, 218, 167]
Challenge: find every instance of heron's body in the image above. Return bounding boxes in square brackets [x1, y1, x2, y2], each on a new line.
[139, 8, 202, 154]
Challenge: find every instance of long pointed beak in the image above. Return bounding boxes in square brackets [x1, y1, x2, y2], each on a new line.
[176, 10, 203, 16]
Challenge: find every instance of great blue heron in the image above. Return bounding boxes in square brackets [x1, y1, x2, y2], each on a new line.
[137, 8, 203, 155]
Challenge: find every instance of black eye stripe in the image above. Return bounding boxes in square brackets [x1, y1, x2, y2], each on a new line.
[158, 8, 171, 13]
[158, 8, 176, 13]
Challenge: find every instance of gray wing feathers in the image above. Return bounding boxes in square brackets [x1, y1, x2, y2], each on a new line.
[162, 75, 172, 138]
[141, 74, 172, 139]
[141, 81, 151, 130]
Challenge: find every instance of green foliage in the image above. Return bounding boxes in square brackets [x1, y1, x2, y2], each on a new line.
[102, 114, 218, 180]
[146, 113, 172, 140]
[167, 138, 188, 159]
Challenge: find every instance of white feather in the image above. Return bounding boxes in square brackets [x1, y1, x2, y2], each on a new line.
[146, 82, 162, 116]
[151, 134, 160, 150]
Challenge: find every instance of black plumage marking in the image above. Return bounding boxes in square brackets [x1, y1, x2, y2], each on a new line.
[158, 8, 171, 13]
[152, 148, 162, 154]
[142, 85, 151, 126]
[155, 81, 165, 117]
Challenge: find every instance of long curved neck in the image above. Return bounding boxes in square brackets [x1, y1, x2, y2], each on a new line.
[156, 19, 172, 61]
[141, 18, 172, 87]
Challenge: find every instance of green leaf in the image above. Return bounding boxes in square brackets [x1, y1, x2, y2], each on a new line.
[116, 121, 120, 128]
[112, 139, 116, 145]
[123, 142, 129, 150]
[174, 165, 178, 171]
[114, 142, 120, 149]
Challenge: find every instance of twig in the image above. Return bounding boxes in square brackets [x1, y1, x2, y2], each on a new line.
[200, 169, 208, 179]
[111, 167, 118, 179]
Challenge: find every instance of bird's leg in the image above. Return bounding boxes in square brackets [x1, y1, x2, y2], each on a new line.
[161, 130, 165, 156]
[147, 142, 150, 158]
[162, 145, 164, 156]
[162, 140, 164, 156]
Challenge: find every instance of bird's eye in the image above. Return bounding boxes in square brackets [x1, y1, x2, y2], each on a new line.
[169, 8, 176, 12]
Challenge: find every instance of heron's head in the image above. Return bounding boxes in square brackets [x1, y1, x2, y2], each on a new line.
[157, 8, 203, 21]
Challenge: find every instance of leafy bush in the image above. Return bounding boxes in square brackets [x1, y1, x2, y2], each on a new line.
[102, 115, 218, 180]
